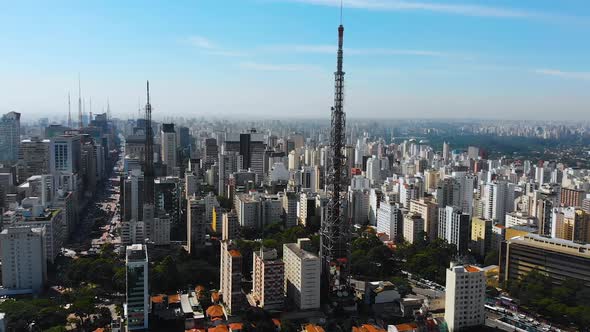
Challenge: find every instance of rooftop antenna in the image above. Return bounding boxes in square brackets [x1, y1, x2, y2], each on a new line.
[78, 73, 83, 129]
[107, 98, 111, 120]
[340, 0, 343, 25]
[89, 97, 93, 123]
[144, 80, 155, 205]
[67, 92, 72, 128]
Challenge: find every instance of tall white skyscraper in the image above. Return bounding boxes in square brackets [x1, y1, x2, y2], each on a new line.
[438, 206, 470, 254]
[50, 135, 81, 174]
[445, 263, 486, 331]
[366, 155, 381, 185]
[283, 238, 321, 310]
[377, 201, 404, 241]
[125, 244, 149, 331]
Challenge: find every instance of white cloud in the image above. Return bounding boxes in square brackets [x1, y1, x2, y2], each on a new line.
[283, 0, 565, 20]
[187, 36, 216, 49]
[239, 61, 321, 72]
[534, 69, 590, 81]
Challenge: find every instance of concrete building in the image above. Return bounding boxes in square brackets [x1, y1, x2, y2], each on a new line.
[438, 206, 470, 254]
[151, 215, 171, 245]
[444, 264, 486, 332]
[125, 244, 149, 331]
[0, 111, 21, 163]
[18, 137, 50, 182]
[471, 217, 492, 259]
[505, 211, 537, 228]
[220, 244, 245, 314]
[252, 248, 285, 309]
[236, 193, 261, 229]
[282, 191, 299, 228]
[377, 201, 404, 241]
[50, 135, 81, 174]
[502, 234, 590, 290]
[224, 131, 266, 183]
[187, 197, 206, 253]
[0, 227, 47, 293]
[409, 198, 438, 241]
[160, 124, 177, 174]
[283, 238, 321, 310]
[222, 210, 239, 241]
[403, 213, 424, 244]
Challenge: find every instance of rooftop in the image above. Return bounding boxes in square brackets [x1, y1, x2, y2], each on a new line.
[284, 242, 319, 260]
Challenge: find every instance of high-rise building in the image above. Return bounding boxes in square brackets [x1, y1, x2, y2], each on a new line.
[0, 227, 47, 293]
[366, 155, 381, 185]
[18, 137, 50, 182]
[218, 151, 241, 197]
[377, 201, 404, 241]
[125, 244, 149, 331]
[403, 212, 424, 244]
[283, 238, 321, 310]
[560, 187, 585, 208]
[552, 207, 590, 243]
[221, 210, 239, 241]
[409, 198, 439, 241]
[204, 138, 218, 168]
[0, 111, 21, 163]
[438, 206, 470, 254]
[50, 135, 81, 175]
[224, 131, 266, 183]
[160, 123, 177, 174]
[252, 248, 285, 309]
[220, 245, 245, 314]
[187, 197, 206, 253]
[444, 263, 486, 331]
[502, 234, 590, 291]
[471, 217, 492, 259]
[282, 191, 299, 228]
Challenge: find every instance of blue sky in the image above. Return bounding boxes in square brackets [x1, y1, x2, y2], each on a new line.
[1, 0, 590, 121]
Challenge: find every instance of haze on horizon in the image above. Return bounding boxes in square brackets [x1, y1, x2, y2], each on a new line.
[2, 0, 590, 121]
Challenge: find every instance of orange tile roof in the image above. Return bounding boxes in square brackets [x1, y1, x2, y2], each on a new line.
[151, 294, 165, 304]
[208, 326, 228, 332]
[196, 285, 206, 293]
[465, 265, 481, 273]
[228, 322, 244, 330]
[395, 323, 418, 332]
[168, 294, 181, 304]
[228, 249, 241, 257]
[305, 324, 325, 332]
[211, 291, 220, 302]
[186, 329, 207, 332]
[272, 318, 281, 327]
[93, 329, 105, 332]
[206, 304, 224, 318]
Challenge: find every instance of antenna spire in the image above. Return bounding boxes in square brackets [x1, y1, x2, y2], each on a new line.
[144, 80, 155, 205]
[340, 0, 343, 25]
[67, 92, 72, 128]
[78, 73, 83, 129]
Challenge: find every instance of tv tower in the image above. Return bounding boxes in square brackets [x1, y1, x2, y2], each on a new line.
[67, 92, 72, 128]
[320, 4, 351, 299]
[78, 74, 83, 129]
[144, 81, 155, 205]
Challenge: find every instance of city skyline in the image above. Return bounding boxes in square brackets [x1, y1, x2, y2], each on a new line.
[2, 0, 590, 120]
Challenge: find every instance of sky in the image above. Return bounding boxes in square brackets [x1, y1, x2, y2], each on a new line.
[1, 0, 590, 121]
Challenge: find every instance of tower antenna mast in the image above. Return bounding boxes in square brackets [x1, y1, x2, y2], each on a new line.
[144, 81, 155, 205]
[67, 92, 72, 128]
[78, 74, 83, 129]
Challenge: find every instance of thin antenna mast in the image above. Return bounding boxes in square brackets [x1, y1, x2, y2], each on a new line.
[78, 74, 83, 129]
[68, 92, 72, 128]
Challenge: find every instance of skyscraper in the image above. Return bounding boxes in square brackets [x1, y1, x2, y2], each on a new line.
[444, 263, 486, 331]
[0, 111, 21, 163]
[0, 227, 47, 293]
[125, 244, 149, 331]
[438, 206, 470, 254]
[160, 123, 177, 175]
[252, 248, 285, 309]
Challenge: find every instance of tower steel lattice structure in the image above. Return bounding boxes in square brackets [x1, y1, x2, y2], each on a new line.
[144, 81, 155, 205]
[320, 23, 350, 298]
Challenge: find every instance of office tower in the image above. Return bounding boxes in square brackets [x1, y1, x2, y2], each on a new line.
[409, 198, 438, 241]
[177, 126, 191, 155]
[483, 181, 513, 223]
[187, 197, 206, 253]
[288, 150, 300, 171]
[502, 234, 590, 290]
[220, 245, 245, 314]
[321, 21, 351, 300]
[438, 206, 470, 254]
[366, 155, 381, 185]
[471, 217, 492, 258]
[185, 172, 199, 199]
[377, 201, 404, 241]
[204, 138, 218, 168]
[18, 137, 50, 182]
[533, 186, 560, 236]
[0, 227, 47, 293]
[444, 263, 486, 332]
[282, 191, 298, 228]
[0, 111, 21, 163]
[125, 244, 149, 331]
[224, 130, 266, 182]
[368, 188, 382, 226]
[560, 187, 585, 207]
[261, 194, 283, 227]
[403, 212, 424, 244]
[151, 215, 171, 245]
[400, 182, 422, 208]
[452, 172, 476, 216]
[424, 170, 440, 191]
[160, 123, 177, 174]
[283, 238, 321, 310]
[467, 146, 479, 160]
[121, 169, 145, 222]
[50, 135, 81, 175]
[349, 189, 370, 225]
[222, 211, 239, 241]
[436, 177, 458, 209]
[252, 248, 285, 309]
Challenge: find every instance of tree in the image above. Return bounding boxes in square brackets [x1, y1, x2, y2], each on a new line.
[484, 249, 499, 266]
